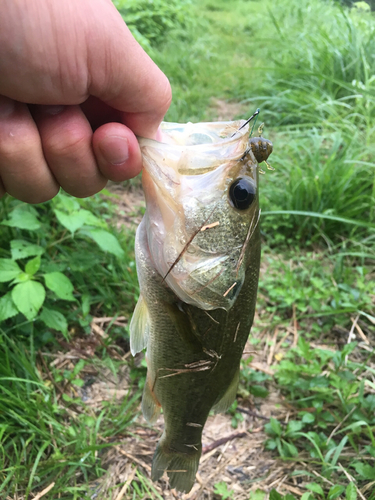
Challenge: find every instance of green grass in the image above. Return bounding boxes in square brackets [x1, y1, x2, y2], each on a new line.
[0, 330, 141, 498]
[152, 0, 375, 243]
[1, 0, 375, 498]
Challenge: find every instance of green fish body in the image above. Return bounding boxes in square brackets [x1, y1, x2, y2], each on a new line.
[130, 120, 261, 493]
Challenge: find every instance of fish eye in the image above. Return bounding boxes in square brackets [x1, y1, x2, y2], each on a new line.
[229, 178, 256, 210]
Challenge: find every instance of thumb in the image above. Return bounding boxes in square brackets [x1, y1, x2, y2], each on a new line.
[86, 2, 172, 139]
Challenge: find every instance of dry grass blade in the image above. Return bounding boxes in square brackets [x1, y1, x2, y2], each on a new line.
[162, 206, 217, 282]
[202, 432, 247, 454]
[204, 311, 220, 325]
[200, 221, 220, 232]
[223, 282, 237, 297]
[233, 322, 241, 342]
[157, 364, 212, 379]
[114, 467, 137, 500]
[338, 463, 367, 500]
[327, 406, 357, 445]
[236, 209, 261, 275]
[31, 482, 55, 500]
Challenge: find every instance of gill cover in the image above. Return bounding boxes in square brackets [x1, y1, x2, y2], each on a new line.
[138, 120, 259, 311]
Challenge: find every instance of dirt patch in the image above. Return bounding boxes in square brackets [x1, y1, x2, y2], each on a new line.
[106, 181, 145, 231]
[208, 99, 249, 121]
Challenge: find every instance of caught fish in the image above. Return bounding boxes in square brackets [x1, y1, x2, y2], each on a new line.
[130, 118, 269, 493]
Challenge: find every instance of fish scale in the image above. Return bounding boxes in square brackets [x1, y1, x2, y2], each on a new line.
[130, 119, 270, 493]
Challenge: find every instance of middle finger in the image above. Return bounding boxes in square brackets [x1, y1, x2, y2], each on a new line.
[32, 104, 107, 198]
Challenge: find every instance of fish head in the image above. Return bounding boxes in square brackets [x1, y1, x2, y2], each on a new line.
[139, 120, 260, 311]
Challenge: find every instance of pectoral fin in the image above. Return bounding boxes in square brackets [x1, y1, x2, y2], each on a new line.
[130, 294, 150, 355]
[212, 367, 240, 414]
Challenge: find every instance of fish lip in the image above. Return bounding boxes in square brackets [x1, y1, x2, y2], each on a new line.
[137, 120, 250, 155]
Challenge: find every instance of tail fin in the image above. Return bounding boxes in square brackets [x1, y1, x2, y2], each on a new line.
[151, 433, 201, 493]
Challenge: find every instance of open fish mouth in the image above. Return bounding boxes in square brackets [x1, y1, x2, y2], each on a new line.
[138, 120, 259, 311]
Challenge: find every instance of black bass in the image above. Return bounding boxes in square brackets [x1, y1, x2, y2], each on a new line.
[130, 120, 265, 493]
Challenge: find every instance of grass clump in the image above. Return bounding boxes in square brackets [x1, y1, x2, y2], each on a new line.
[0, 331, 141, 498]
[113, 0, 192, 50]
[150, 0, 375, 243]
[249, 0, 375, 131]
[261, 128, 375, 243]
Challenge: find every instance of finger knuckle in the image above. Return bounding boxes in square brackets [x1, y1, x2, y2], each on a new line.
[45, 130, 89, 159]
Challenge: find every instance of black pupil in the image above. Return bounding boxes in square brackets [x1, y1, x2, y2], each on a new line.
[229, 178, 255, 210]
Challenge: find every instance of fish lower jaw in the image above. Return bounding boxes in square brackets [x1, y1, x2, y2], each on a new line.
[164, 274, 242, 311]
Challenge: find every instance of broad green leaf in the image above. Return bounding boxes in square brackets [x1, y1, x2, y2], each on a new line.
[82, 229, 125, 257]
[302, 413, 315, 424]
[25, 256, 41, 276]
[301, 494, 313, 500]
[213, 482, 232, 500]
[286, 420, 304, 434]
[328, 485, 345, 500]
[1, 206, 41, 230]
[346, 482, 357, 500]
[248, 490, 266, 500]
[270, 417, 282, 436]
[352, 462, 375, 480]
[71, 378, 84, 387]
[306, 483, 324, 495]
[82, 415, 96, 427]
[0, 292, 19, 321]
[10, 240, 45, 260]
[44, 272, 75, 301]
[283, 441, 299, 457]
[40, 307, 68, 335]
[11, 272, 31, 284]
[54, 208, 88, 234]
[265, 439, 277, 450]
[81, 293, 90, 317]
[12, 281, 45, 320]
[249, 385, 269, 397]
[78, 209, 103, 227]
[269, 490, 283, 500]
[54, 193, 80, 212]
[0, 259, 22, 282]
[73, 359, 85, 376]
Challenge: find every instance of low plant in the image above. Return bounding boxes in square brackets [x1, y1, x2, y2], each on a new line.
[114, 0, 192, 49]
[0, 191, 138, 342]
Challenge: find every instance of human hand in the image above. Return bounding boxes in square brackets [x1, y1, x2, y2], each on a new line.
[0, 0, 171, 203]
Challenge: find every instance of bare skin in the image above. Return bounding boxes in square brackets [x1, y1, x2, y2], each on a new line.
[0, 0, 172, 203]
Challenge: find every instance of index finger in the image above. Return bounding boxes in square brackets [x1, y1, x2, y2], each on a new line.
[86, 6, 172, 139]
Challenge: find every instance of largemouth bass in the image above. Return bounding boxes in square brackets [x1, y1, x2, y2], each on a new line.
[130, 119, 266, 493]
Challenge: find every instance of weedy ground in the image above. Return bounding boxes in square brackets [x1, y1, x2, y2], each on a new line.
[1, 0, 375, 499]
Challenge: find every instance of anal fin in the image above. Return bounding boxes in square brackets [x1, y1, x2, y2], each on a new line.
[212, 367, 240, 414]
[129, 294, 150, 355]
